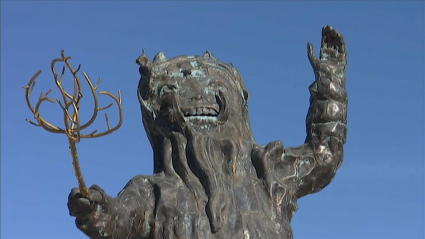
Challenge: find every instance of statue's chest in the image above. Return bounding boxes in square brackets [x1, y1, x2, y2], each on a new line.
[228, 177, 272, 214]
[149, 177, 293, 239]
[154, 176, 274, 214]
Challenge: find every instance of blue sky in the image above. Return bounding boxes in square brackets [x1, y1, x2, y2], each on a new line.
[1, 1, 424, 239]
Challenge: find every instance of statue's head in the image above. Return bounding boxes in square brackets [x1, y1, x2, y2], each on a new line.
[136, 52, 259, 231]
[136, 51, 252, 146]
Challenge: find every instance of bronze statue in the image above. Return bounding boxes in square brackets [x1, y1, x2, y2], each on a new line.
[68, 25, 347, 239]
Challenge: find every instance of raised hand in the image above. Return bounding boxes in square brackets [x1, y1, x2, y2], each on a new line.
[308, 25, 347, 77]
[279, 26, 348, 199]
[306, 26, 348, 137]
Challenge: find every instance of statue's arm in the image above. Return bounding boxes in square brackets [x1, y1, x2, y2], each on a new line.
[68, 176, 155, 238]
[283, 26, 347, 199]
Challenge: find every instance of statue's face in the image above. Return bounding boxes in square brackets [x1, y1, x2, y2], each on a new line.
[139, 54, 249, 136]
[157, 71, 224, 126]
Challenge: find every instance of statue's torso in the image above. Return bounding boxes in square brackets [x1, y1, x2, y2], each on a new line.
[140, 173, 295, 239]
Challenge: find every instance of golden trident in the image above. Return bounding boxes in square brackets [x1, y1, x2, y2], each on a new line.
[24, 50, 123, 197]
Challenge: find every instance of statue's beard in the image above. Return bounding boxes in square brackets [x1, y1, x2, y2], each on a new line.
[146, 89, 253, 231]
[153, 124, 251, 232]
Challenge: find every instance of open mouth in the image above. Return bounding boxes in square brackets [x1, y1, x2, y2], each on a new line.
[180, 90, 229, 124]
[181, 105, 219, 122]
[159, 90, 229, 125]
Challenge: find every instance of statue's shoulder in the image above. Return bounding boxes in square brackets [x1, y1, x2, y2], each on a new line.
[124, 173, 184, 191]
[118, 174, 183, 202]
[252, 141, 285, 166]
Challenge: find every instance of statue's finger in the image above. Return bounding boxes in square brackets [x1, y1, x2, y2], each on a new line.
[69, 188, 80, 198]
[321, 26, 334, 49]
[68, 188, 93, 217]
[88, 184, 107, 203]
[320, 26, 347, 64]
[69, 188, 89, 203]
[323, 26, 346, 55]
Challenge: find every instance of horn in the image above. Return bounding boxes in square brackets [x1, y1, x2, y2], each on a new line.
[153, 51, 167, 63]
[202, 51, 215, 59]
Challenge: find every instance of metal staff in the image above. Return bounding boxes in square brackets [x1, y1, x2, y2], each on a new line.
[24, 50, 123, 197]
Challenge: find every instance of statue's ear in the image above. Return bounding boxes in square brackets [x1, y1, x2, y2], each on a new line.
[230, 64, 249, 104]
[243, 89, 249, 104]
[136, 54, 153, 100]
[136, 54, 152, 77]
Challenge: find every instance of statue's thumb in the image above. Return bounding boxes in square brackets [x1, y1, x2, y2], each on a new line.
[88, 184, 108, 204]
[307, 43, 319, 69]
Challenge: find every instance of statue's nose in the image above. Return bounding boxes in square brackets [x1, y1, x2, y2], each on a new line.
[192, 93, 203, 101]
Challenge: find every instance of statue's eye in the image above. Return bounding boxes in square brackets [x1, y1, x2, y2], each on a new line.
[181, 69, 191, 77]
[209, 81, 227, 91]
[159, 84, 178, 96]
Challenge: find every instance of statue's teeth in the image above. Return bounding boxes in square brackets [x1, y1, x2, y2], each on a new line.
[185, 116, 218, 122]
[188, 108, 196, 116]
[183, 106, 218, 117]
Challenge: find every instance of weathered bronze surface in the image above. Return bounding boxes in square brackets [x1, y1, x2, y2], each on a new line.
[68, 26, 348, 239]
